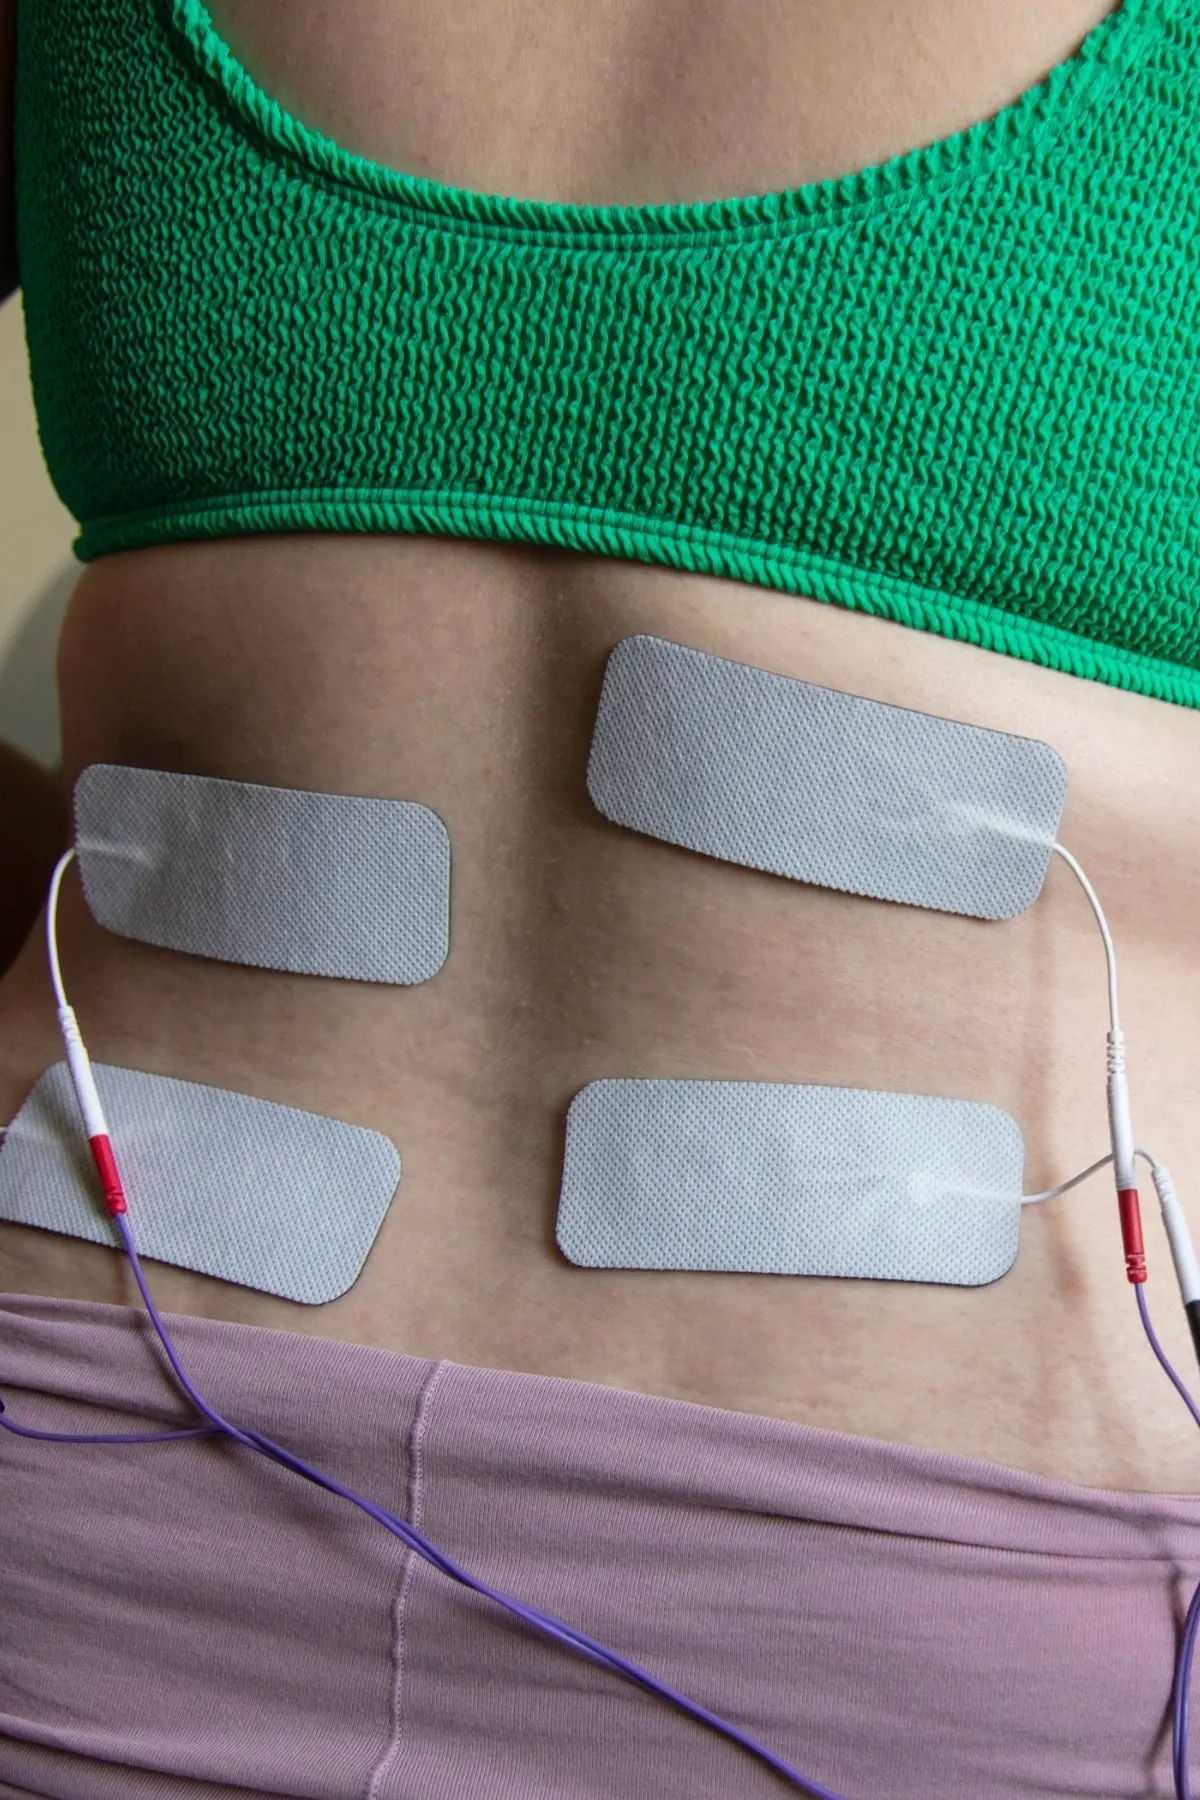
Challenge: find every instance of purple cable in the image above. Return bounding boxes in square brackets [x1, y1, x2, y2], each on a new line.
[0, 1208, 850, 1800]
[0, 1410, 215, 1445]
[1132, 1281, 1200, 1800]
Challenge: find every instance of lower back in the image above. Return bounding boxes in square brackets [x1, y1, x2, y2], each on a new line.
[2, 533, 1199, 1494]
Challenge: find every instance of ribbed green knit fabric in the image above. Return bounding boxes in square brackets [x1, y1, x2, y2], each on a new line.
[14, 0, 1200, 704]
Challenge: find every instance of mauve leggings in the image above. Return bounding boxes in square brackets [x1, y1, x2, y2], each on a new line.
[1, 1291, 1198, 1799]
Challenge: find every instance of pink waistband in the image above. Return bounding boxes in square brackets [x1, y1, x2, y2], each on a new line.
[2, 1291, 1199, 1798]
[4, 1289, 1200, 1555]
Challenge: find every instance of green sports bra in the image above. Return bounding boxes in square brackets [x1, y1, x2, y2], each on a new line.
[14, 0, 1200, 705]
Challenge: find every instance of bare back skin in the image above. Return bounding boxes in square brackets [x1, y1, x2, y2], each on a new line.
[6, 0, 1200, 1493]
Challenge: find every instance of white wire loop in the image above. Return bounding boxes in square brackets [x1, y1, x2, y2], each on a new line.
[45, 848, 76, 1013]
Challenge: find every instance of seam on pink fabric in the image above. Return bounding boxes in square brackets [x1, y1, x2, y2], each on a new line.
[365, 1357, 450, 1800]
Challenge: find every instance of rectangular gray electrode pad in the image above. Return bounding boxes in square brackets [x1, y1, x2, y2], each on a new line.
[558, 1080, 1025, 1287]
[75, 765, 451, 983]
[588, 636, 1068, 919]
[0, 1063, 401, 1303]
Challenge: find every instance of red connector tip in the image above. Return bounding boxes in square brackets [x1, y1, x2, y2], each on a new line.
[88, 1134, 127, 1217]
[1117, 1187, 1146, 1284]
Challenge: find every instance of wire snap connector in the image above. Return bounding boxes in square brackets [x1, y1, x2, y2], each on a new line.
[1117, 1186, 1147, 1285]
[1105, 1029, 1144, 1282]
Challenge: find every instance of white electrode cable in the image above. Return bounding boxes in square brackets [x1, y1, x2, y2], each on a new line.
[1051, 842, 1120, 1034]
[45, 848, 73, 1014]
[1022, 1152, 1115, 1205]
[1051, 842, 1143, 1277]
[44, 848, 128, 1217]
[47, 849, 102, 1131]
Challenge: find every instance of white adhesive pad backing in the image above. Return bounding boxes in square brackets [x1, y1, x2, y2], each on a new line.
[76, 765, 451, 984]
[558, 1079, 1024, 1286]
[588, 636, 1068, 919]
[0, 1063, 401, 1303]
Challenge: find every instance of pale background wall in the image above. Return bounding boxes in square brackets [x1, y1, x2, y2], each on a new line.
[0, 291, 77, 768]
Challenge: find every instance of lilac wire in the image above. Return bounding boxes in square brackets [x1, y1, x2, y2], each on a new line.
[0, 1405, 215, 1446]
[1132, 1283, 1200, 1800]
[1136, 1286, 1200, 1438]
[64, 1212, 844, 1800]
[1178, 1584, 1200, 1800]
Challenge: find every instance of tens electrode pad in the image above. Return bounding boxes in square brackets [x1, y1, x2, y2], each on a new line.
[558, 1079, 1025, 1286]
[560, 635, 1061, 1286]
[0, 1063, 401, 1302]
[75, 765, 451, 983]
[587, 636, 1068, 918]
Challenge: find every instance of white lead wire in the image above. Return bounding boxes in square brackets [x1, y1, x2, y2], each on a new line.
[43, 847, 113, 1144]
[45, 848, 76, 1014]
[1022, 1152, 1113, 1205]
[1051, 842, 1120, 1036]
[1052, 841, 1138, 1195]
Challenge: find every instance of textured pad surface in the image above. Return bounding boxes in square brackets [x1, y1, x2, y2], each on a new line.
[76, 765, 451, 983]
[0, 1063, 401, 1303]
[588, 636, 1068, 919]
[558, 1079, 1024, 1286]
